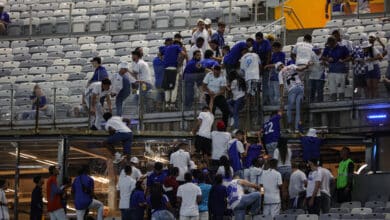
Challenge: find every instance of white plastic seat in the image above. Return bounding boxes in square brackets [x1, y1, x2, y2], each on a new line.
[347, 26, 365, 34]
[15, 75, 34, 83]
[53, 9, 70, 17]
[12, 47, 29, 55]
[32, 74, 51, 82]
[0, 41, 10, 48]
[340, 201, 361, 209]
[344, 19, 361, 27]
[361, 18, 380, 25]
[65, 51, 82, 59]
[47, 45, 63, 53]
[350, 207, 372, 215]
[28, 67, 46, 75]
[114, 42, 132, 49]
[365, 24, 383, 32]
[52, 59, 70, 67]
[230, 27, 247, 35]
[155, 15, 170, 28]
[80, 44, 98, 51]
[129, 34, 146, 42]
[296, 214, 318, 220]
[138, 13, 156, 29]
[31, 53, 49, 60]
[78, 36, 95, 45]
[120, 13, 136, 31]
[11, 68, 28, 76]
[89, 15, 106, 32]
[97, 43, 114, 51]
[47, 66, 65, 74]
[72, 9, 87, 17]
[131, 40, 148, 48]
[64, 65, 82, 74]
[51, 74, 69, 81]
[72, 16, 89, 33]
[98, 49, 115, 57]
[95, 36, 112, 44]
[44, 38, 61, 46]
[61, 38, 78, 45]
[3, 61, 20, 69]
[10, 40, 27, 48]
[147, 39, 163, 47]
[312, 28, 330, 36]
[0, 54, 14, 62]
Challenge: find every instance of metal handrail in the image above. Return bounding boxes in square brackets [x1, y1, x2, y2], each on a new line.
[283, 6, 304, 29]
[262, 16, 287, 46]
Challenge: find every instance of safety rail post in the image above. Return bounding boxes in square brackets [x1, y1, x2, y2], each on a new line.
[52, 87, 57, 129]
[357, 0, 360, 18]
[69, 3, 73, 37]
[13, 142, 20, 220]
[229, 0, 232, 29]
[189, 0, 192, 28]
[148, 0, 152, 32]
[10, 84, 14, 129]
[108, 0, 112, 35]
[29, 5, 32, 36]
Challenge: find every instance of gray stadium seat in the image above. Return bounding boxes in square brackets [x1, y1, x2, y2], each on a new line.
[0, 41, 10, 48]
[12, 47, 29, 55]
[138, 13, 155, 29]
[0, 54, 14, 62]
[15, 75, 34, 83]
[51, 74, 69, 81]
[89, 15, 106, 32]
[61, 38, 78, 45]
[64, 66, 82, 74]
[115, 48, 132, 56]
[129, 34, 146, 42]
[11, 68, 28, 76]
[98, 49, 115, 57]
[365, 201, 385, 209]
[48, 52, 65, 59]
[72, 16, 89, 33]
[121, 13, 136, 31]
[373, 207, 390, 213]
[114, 42, 132, 49]
[39, 17, 56, 35]
[69, 58, 87, 66]
[80, 43, 98, 51]
[0, 69, 11, 77]
[81, 65, 94, 73]
[364, 213, 385, 219]
[52, 59, 70, 67]
[155, 15, 170, 28]
[29, 46, 47, 54]
[19, 60, 34, 68]
[296, 214, 318, 220]
[7, 21, 23, 36]
[341, 201, 361, 209]
[81, 51, 98, 58]
[95, 36, 112, 44]
[44, 38, 61, 46]
[26, 39, 44, 47]
[284, 209, 305, 215]
[102, 56, 120, 64]
[63, 45, 81, 52]
[29, 67, 47, 75]
[329, 208, 350, 214]
[368, 193, 389, 202]
[78, 36, 95, 44]
[47, 66, 65, 74]
[105, 14, 121, 31]
[97, 43, 114, 51]
[319, 213, 342, 220]
[68, 72, 86, 81]
[341, 213, 363, 219]
[31, 53, 49, 60]
[344, 19, 361, 27]
[145, 32, 162, 41]
[32, 74, 51, 83]
[47, 45, 64, 53]
[350, 208, 372, 215]
[87, 7, 104, 16]
[112, 35, 129, 43]
[275, 214, 297, 220]
[56, 17, 70, 34]
[11, 40, 27, 48]
[3, 61, 20, 69]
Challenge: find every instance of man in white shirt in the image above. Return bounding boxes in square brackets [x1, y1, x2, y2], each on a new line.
[228, 130, 247, 177]
[84, 79, 112, 130]
[293, 34, 313, 66]
[130, 157, 143, 181]
[240, 48, 261, 96]
[103, 112, 132, 164]
[319, 163, 334, 213]
[192, 19, 209, 52]
[211, 120, 231, 170]
[192, 105, 214, 158]
[260, 159, 283, 218]
[306, 159, 322, 215]
[117, 165, 136, 219]
[177, 172, 202, 220]
[226, 177, 261, 220]
[288, 162, 307, 209]
[276, 62, 309, 133]
[170, 144, 191, 183]
[110, 62, 136, 116]
[131, 50, 152, 109]
[189, 37, 205, 60]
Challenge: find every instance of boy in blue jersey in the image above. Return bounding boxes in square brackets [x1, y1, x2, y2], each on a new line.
[265, 42, 286, 105]
[300, 128, 323, 162]
[262, 110, 282, 156]
[153, 47, 165, 105]
[201, 50, 219, 69]
[223, 38, 255, 77]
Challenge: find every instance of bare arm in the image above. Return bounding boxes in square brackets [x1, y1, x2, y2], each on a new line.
[106, 95, 112, 112]
[196, 195, 202, 204]
[192, 119, 202, 134]
[238, 179, 259, 190]
[91, 94, 97, 113]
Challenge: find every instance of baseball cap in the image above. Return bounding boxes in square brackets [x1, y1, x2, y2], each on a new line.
[90, 57, 101, 64]
[275, 61, 284, 70]
[130, 157, 139, 164]
[204, 18, 212, 25]
[118, 62, 129, 69]
[216, 120, 226, 130]
[197, 19, 205, 24]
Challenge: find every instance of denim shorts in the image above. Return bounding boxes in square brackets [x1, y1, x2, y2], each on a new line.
[277, 166, 292, 181]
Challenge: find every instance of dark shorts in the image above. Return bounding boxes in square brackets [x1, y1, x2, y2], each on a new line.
[195, 135, 212, 156]
[354, 74, 367, 88]
[107, 132, 133, 155]
[162, 68, 178, 90]
[366, 64, 381, 79]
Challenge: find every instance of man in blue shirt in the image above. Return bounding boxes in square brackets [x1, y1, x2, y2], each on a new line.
[110, 62, 132, 116]
[300, 128, 323, 161]
[30, 176, 44, 220]
[184, 50, 206, 110]
[147, 162, 168, 191]
[265, 42, 286, 105]
[253, 32, 272, 105]
[153, 47, 165, 104]
[201, 50, 219, 69]
[321, 36, 351, 101]
[89, 57, 109, 84]
[72, 165, 104, 220]
[223, 38, 255, 77]
[262, 110, 282, 156]
[211, 21, 226, 48]
[0, 2, 10, 34]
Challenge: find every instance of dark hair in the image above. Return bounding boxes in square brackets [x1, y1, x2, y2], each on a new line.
[103, 112, 113, 121]
[269, 158, 278, 169]
[235, 129, 244, 136]
[204, 50, 214, 59]
[210, 39, 219, 45]
[214, 174, 223, 185]
[255, 32, 264, 39]
[91, 57, 102, 64]
[326, 36, 337, 45]
[331, 30, 340, 36]
[252, 158, 263, 167]
[202, 106, 210, 111]
[0, 179, 5, 188]
[33, 175, 42, 184]
[150, 183, 164, 210]
[292, 161, 300, 169]
[198, 172, 209, 183]
[219, 156, 231, 178]
[154, 162, 163, 171]
[193, 50, 201, 58]
[272, 41, 282, 48]
[303, 34, 312, 42]
[184, 172, 192, 182]
[227, 71, 246, 92]
[132, 50, 141, 57]
[196, 37, 205, 44]
[246, 38, 254, 44]
[342, 146, 350, 154]
[124, 165, 132, 175]
[217, 21, 226, 27]
[49, 166, 56, 175]
[101, 78, 111, 86]
[271, 111, 279, 117]
[170, 167, 179, 176]
[174, 33, 182, 39]
[277, 138, 289, 164]
[135, 180, 144, 191]
[78, 164, 90, 175]
[174, 40, 183, 47]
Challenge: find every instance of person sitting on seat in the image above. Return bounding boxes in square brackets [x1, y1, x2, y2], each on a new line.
[22, 85, 53, 120]
[0, 2, 10, 34]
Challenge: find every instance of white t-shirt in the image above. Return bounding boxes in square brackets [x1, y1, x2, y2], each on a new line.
[217, 166, 234, 177]
[211, 131, 231, 160]
[117, 174, 136, 209]
[278, 65, 303, 92]
[192, 29, 209, 52]
[289, 169, 307, 198]
[386, 44, 390, 61]
[111, 72, 136, 95]
[310, 53, 325, 80]
[260, 169, 283, 204]
[132, 59, 151, 84]
[319, 167, 334, 197]
[228, 139, 245, 154]
[293, 42, 313, 65]
[85, 82, 110, 99]
[105, 116, 132, 133]
[230, 79, 245, 100]
[0, 189, 9, 220]
[203, 73, 227, 94]
[306, 169, 322, 198]
[170, 149, 191, 182]
[227, 179, 245, 209]
[188, 45, 204, 60]
[366, 46, 381, 66]
[177, 182, 202, 217]
[339, 39, 353, 53]
[273, 148, 292, 167]
[249, 167, 263, 185]
[240, 52, 261, 81]
[131, 166, 142, 181]
[197, 111, 214, 139]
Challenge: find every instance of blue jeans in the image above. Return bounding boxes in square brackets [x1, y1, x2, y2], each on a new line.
[121, 209, 131, 220]
[151, 210, 175, 220]
[310, 79, 324, 103]
[233, 192, 262, 220]
[262, 70, 270, 105]
[106, 132, 133, 155]
[227, 96, 245, 129]
[129, 208, 145, 220]
[287, 86, 303, 130]
[269, 80, 280, 105]
[116, 92, 130, 116]
[184, 73, 205, 109]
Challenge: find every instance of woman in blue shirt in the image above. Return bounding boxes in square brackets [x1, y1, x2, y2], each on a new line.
[147, 183, 174, 220]
[208, 174, 228, 220]
[130, 181, 147, 220]
[22, 85, 52, 120]
[198, 173, 212, 219]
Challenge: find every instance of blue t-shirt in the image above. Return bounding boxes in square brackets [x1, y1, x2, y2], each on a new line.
[322, 45, 350, 73]
[31, 96, 47, 110]
[198, 183, 212, 212]
[146, 194, 169, 212]
[253, 39, 272, 64]
[244, 144, 263, 169]
[147, 171, 168, 187]
[301, 136, 322, 161]
[72, 174, 94, 210]
[130, 189, 146, 209]
[270, 51, 286, 81]
[209, 184, 227, 216]
[0, 12, 10, 24]
[223, 42, 247, 66]
[153, 57, 165, 88]
[90, 66, 108, 83]
[201, 58, 219, 69]
[287, 59, 296, 65]
[263, 114, 281, 144]
[327, 0, 343, 12]
[163, 44, 182, 68]
[211, 32, 225, 47]
[183, 59, 205, 76]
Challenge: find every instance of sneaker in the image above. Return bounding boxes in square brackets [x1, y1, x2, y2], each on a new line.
[230, 117, 235, 127]
[113, 152, 124, 164]
[286, 128, 292, 133]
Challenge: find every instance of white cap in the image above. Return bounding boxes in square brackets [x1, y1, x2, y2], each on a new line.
[130, 157, 139, 164]
[306, 128, 317, 137]
[197, 19, 205, 24]
[0, 2, 4, 7]
[204, 18, 212, 25]
[275, 61, 284, 70]
[118, 62, 129, 69]
[368, 33, 376, 38]
[361, 41, 371, 49]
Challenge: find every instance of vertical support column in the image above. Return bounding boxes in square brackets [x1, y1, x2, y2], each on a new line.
[13, 142, 20, 220]
[254, 0, 258, 25]
[229, 0, 232, 29]
[148, 0, 152, 32]
[107, 158, 116, 211]
[57, 139, 65, 186]
[69, 3, 73, 37]
[108, 0, 112, 34]
[188, 0, 192, 28]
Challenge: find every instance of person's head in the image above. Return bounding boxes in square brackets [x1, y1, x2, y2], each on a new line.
[217, 21, 226, 34]
[49, 166, 59, 176]
[246, 38, 255, 48]
[269, 158, 278, 169]
[308, 159, 319, 171]
[174, 33, 182, 42]
[241, 46, 249, 56]
[214, 174, 223, 185]
[277, 138, 289, 164]
[103, 112, 113, 122]
[79, 164, 90, 175]
[170, 167, 179, 177]
[135, 180, 145, 191]
[124, 165, 132, 176]
[204, 18, 212, 29]
[135, 47, 144, 58]
[202, 105, 210, 112]
[275, 61, 285, 71]
[197, 19, 205, 30]
[209, 39, 219, 51]
[33, 84, 43, 96]
[340, 146, 350, 160]
[272, 41, 282, 53]
[292, 161, 300, 170]
[101, 78, 111, 91]
[184, 172, 193, 183]
[216, 120, 226, 131]
[368, 34, 376, 44]
[118, 62, 129, 75]
[33, 175, 44, 187]
[165, 38, 173, 46]
[235, 129, 244, 141]
[212, 65, 222, 77]
[222, 45, 230, 56]
[173, 40, 183, 48]
[303, 34, 312, 43]
[154, 162, 163, 173]
[131, 50, 141, 62]
[130, 156, 139, 166]
[196, 37, 205, 48]
[204, 50, 214, 59]
[0, 179, 6, 189]
[332, 30, 341, 41]
[90, 57, 102, 69]
[255, 32, 264, 43]
[326, 36, 338, 48]
[252, 158, 264, 168]
[193, 50, 202, 61]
